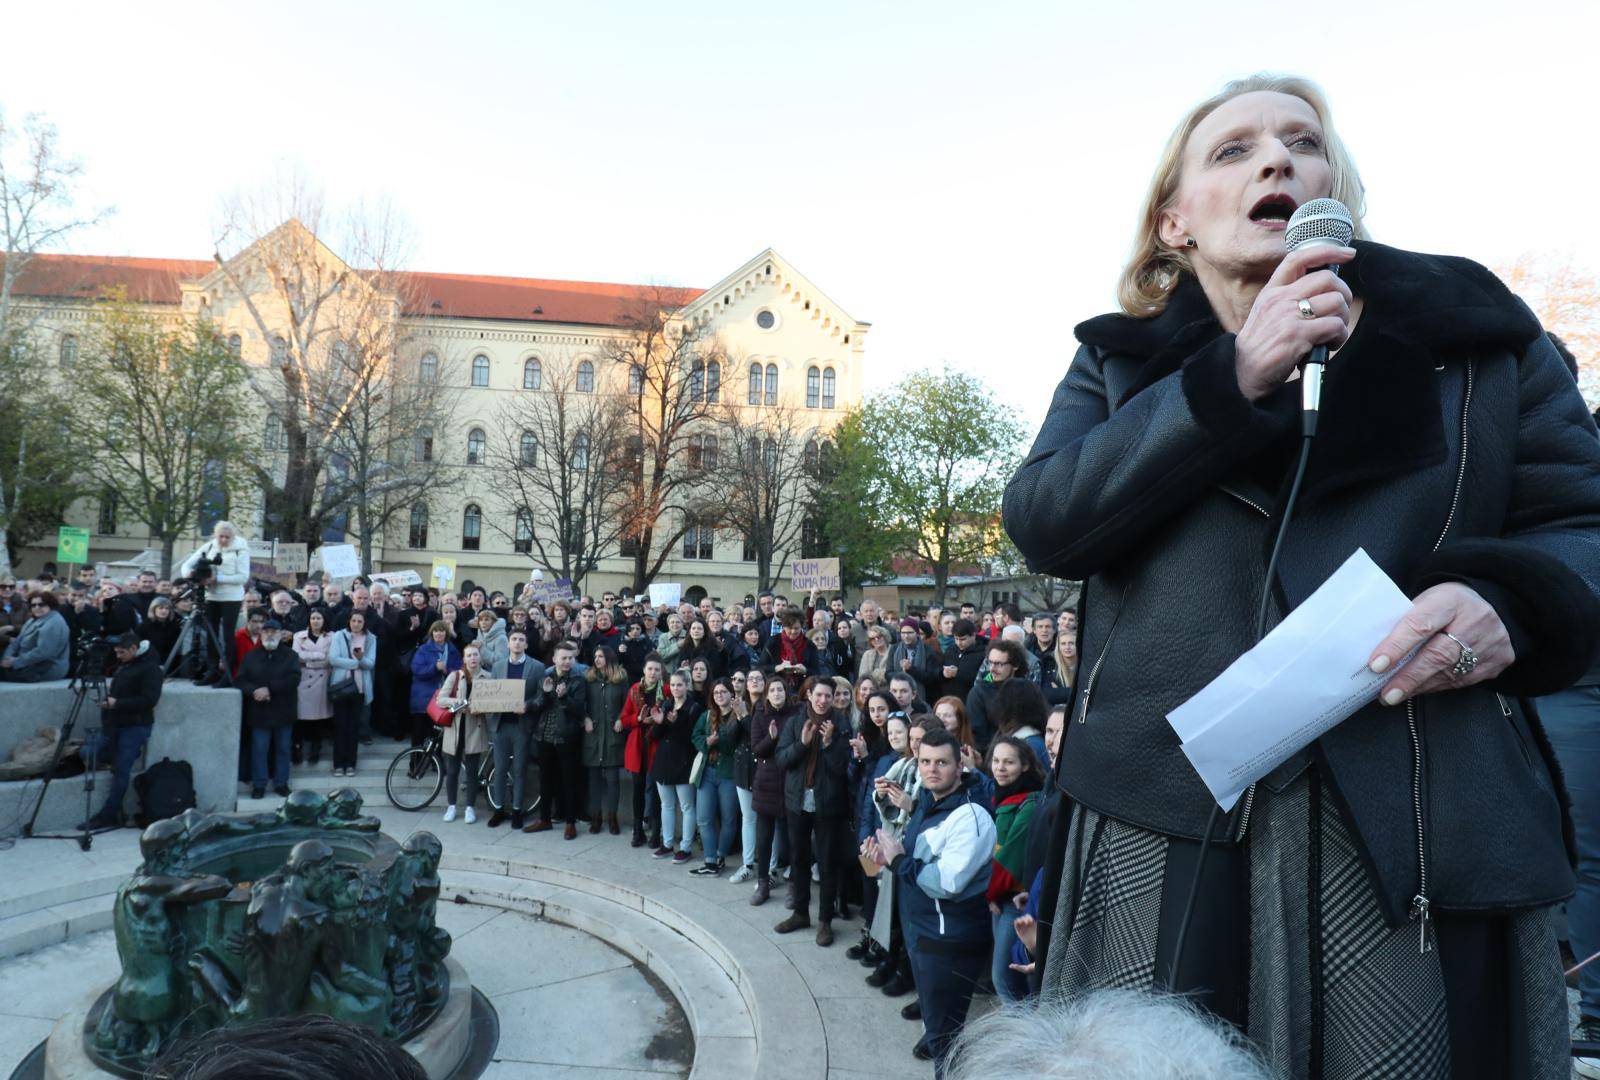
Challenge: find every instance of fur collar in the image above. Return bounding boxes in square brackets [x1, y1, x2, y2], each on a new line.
[1074, 242, 1543, 507]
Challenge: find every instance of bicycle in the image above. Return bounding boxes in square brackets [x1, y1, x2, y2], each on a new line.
[385, 727, 540, 816]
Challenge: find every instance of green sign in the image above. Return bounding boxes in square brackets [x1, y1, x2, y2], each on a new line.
[56, 526, 90, 564]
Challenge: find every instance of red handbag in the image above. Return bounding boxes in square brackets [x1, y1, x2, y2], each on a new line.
[427, 673, 459, 727]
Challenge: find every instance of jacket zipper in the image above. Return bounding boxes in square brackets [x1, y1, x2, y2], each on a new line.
[1075, 582, 1131, 723]
[1407, 363, 1470, 953]
[1407, 698, 1432, 953]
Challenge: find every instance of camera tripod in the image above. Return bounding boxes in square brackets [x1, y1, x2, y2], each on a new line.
[164, 584, 233, 688]
[19, 642, 109, 850]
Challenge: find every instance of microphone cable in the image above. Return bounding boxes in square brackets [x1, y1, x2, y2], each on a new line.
[1164, 424, 1315, 991]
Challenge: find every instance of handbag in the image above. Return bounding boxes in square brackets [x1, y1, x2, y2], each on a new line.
[329, 674, 363, 704]
[427, 672, 460, 727]
[688, 751, 707, 787]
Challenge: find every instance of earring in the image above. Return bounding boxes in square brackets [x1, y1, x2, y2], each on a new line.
[1184, 237, 1197, 249]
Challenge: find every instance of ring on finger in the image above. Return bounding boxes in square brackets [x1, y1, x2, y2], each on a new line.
[1441, 631, 1478, 676]
[1297, 298, 1315, 320]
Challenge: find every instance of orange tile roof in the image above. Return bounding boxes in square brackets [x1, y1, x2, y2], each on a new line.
[2, 253, 705, 327]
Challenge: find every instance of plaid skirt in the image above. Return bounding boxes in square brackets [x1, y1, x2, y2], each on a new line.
[1040, 769, 1568, 1079]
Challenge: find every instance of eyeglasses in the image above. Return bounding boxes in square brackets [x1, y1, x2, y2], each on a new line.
[990, 659, 1013, 668]
[29, 602, 47, 610]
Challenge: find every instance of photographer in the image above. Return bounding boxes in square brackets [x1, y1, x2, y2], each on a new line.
[78, 631, 163, 830]
[178, 520, 250, 670]
[96, 581, 142, 639]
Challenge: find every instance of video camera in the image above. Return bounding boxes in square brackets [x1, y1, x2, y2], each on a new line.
[187, 550, 224, 584]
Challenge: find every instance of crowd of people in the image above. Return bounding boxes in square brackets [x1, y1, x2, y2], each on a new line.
[1, 518, 1081, 1072]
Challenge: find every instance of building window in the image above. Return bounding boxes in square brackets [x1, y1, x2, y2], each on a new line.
[519, 431, 538, 467]
[576, 361, 595, 393]
[683, 518, 713, 560]
[572, 432, 590, 471]
[755, 309, 776, 330]
[764, 438, 778, 474]
[197, 460, 228, 535]
[688, 433, 719, 471]
[97, 487, 118, 535]
[806, 365, 821, 408]
[620, 528, 644, 558]
[629, 364, 644, 395]
[323, 453, 350, 542]
[702, 434, 718, 470]
[471, 354, 490, 387]
[523, 357, 542, 390]
[409, 503, 428, 548]
[59, 334, 79, 367]
[514, 509, 533, 554]
[226, 333, 242, 358]
[270, 336, 289, 365]
[690, 360, 705, 403]
[742, 531, 757, 562]
[462, 504, 482, 550]
[804, 439, 819, 471]
[467, 427, 486, 465]
[420, 352, 439, 381]
[415, 426, 434, 463]
[622, 436, 644, 483]
[822, 367, 836, 409]
[764, 363, 778, 406]
[748, 362, 762, 405]
[706, 361, 720, 404]
[801, 514, 822, 558]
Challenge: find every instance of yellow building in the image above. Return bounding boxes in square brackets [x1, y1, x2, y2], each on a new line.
[9, 225, 868, 603]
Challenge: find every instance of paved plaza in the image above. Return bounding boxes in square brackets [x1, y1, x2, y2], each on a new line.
[0, 759, 937, 1079]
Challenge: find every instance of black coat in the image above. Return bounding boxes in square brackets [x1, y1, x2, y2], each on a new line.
[776, 708, 853, 818]
[139, 616, 182, 663]
[235, 645, 302, 729]
[648, 692, 702, 786]
[1002, 242, 1600, 924]
[748, 704, 796, 816]
[940, 639, 986, 703]
[103, 647, 164, 728]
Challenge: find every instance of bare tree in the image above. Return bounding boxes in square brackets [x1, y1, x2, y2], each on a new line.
[487, 358, 631, 586]
[0, 108, 108, 574]
[1496, 252, 1600, 406]
[66, 294, 252, 574]
[212, 171, 433, 560]
[713, 400, 824, 593]
[597, 289, 727, 591]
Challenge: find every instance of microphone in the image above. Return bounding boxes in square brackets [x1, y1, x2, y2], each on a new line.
[1283, 198, 1355, 437]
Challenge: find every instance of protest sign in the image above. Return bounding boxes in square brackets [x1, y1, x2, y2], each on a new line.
[56, 527, 90, 564]
[522, 577, 575, 605]
[273, 540, 307, 576]
[430, 558, 457, 588]
[790, 558, 841, 593]
[470, 679, 527, 713]
[316, 543, 361, 579]
[372, 570, 423, 589]
[647, 582, 682, 609]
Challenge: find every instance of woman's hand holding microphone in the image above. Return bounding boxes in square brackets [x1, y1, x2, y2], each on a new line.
[1233, 244, 1355, 401]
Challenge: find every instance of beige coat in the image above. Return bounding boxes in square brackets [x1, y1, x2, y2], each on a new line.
[438, 668, 489, 756]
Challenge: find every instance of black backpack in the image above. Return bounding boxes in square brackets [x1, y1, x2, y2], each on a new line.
[135, 757, 196, 826]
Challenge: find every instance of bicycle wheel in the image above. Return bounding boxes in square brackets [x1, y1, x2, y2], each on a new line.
[481, 761, 502, 812]
[386, 748, 443, 811]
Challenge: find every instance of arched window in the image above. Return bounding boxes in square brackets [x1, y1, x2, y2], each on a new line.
[748, 362, 763, 405]
[462, 504, 482, 551]
[806, 365, 821, 408]
[764, 363, 778, 406]
[466, 427, 486, 465]
[821, 367, 836, 409]
[689, 359, 704, 402]
[414, 426, 434, 463]
[629, 364, 644, 395]
[226, 333, 241, 358]
[804, 439, 819, 471]
[523, 357, 542, 390]
[408, 503, 428, 548]
[572, 432, 591, 471]
[703, 434, 719, 470]
[706, 361, 721, 404]
[98, 487, 118, 535]
[576, 361, 595, 393]
[420, 352, 439, 381]
[764, 437, 779, 474]
[264, 414, 287, 451]
[514, 509, 533, 554]
[59, 334, 79, 367]
[471, 354, 490, 387]
[519, 431, 539, 467]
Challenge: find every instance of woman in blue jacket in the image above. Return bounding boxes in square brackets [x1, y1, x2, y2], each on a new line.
[408, 620, 460, 747]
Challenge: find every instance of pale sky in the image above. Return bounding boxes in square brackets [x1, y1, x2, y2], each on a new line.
[4, 0, 1596, 429]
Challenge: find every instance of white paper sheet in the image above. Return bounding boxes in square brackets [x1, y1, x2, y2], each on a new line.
[1166, 548, 1414, 811]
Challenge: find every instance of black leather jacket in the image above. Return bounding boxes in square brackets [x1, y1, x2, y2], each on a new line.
[1003, 243, 1600, 926]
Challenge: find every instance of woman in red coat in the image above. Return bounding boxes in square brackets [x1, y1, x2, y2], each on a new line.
[620, 655, 666, 848]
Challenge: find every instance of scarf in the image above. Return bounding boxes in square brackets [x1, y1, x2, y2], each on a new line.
[779, 631, 807, 667]
[994, 771, 1043, 806]
[802, 706, 829, 788]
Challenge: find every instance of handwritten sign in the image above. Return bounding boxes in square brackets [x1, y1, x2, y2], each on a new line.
[648, 582, 681, 609]
[317, 543, 361, 580]
[521, 577, 574, 605]
[470, 678, 527, 713]
[430, 558, 457, 588]
[274, 542, 308, 574]
[791, 558, 840, 593]
[371, 570, 423, 589]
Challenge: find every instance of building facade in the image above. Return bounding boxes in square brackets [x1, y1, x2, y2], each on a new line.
[9, 228, 868, 603]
